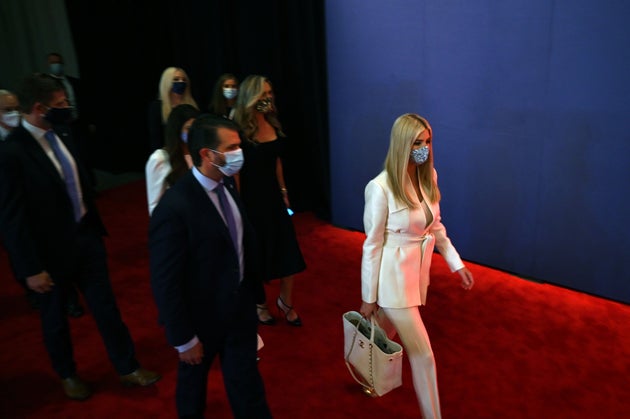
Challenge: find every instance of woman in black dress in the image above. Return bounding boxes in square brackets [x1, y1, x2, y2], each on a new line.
[233, 75, 306, 326]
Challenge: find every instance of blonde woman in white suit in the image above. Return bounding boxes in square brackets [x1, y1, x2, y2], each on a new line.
[360, 113, 474, 419]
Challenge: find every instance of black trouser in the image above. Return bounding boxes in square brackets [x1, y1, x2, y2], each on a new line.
[175, 291, 271, 419]
[39, 223, 138, 378]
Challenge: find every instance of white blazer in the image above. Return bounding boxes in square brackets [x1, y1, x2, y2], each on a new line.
[361, 169, 464, 308]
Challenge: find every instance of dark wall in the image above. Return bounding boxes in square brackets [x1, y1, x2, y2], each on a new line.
[326, 0, 630, 303]
[65, 0, 330, 217]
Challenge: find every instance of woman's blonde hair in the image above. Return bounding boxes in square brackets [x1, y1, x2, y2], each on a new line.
[384, 113, 440, 207]
[233, 74, 285, 140]
[158, 67, 198, 123]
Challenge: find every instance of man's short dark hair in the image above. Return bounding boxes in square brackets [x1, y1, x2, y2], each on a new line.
[188, 114, 241, 167]
[18, 73, 64, 113]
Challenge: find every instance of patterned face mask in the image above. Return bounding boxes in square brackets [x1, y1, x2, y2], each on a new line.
[255, 97, 273, 113]
[410, 146, 429, 165]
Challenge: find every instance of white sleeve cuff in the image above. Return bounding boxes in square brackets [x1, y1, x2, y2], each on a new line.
[175, 336, 199, 353]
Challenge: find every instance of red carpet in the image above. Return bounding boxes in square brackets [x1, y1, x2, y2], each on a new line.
[1, 180, 629, 418]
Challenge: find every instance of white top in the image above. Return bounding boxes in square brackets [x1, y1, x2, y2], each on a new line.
[145, 148, 193, 215]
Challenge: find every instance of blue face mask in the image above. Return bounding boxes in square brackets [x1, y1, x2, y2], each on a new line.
[211, 148, 244, 176]
[222, 88, 238, 100]
[172, 81, 187, 95]
[49, 63, 63, 76]
[181, 132, 188, 143]
[410, 146, 429, 165]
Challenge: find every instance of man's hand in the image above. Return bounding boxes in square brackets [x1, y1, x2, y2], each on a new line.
[26, 271, 54, 293]
[179, 341, 203, 365]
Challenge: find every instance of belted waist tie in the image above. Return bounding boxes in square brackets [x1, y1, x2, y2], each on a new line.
[384, 231, 435, 283]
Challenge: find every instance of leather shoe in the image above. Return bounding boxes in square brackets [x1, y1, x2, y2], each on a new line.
[120, 368, 161, 387]
[61, 376, 92, 401]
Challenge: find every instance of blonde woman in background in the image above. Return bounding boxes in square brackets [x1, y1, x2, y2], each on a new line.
[147, 67, 198, 152]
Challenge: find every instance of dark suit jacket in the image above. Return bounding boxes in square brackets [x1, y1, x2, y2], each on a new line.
[0, 124, 105, 279]
[56, 75, 95, 169]
[149, 170, 263, 347]
[64, 75, 82, 109]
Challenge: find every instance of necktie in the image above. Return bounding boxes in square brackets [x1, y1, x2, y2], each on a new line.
[215, 182, 238, 252]
[44, 130, 82, 222]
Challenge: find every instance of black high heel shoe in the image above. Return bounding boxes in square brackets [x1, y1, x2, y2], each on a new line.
[276, 297, 302, 327]
[257, 304, 276, 326]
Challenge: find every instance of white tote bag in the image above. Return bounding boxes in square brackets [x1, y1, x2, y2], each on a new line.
[343, 311, 403, 396]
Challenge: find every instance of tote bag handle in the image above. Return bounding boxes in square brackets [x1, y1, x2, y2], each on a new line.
[344, 315, 377, 395]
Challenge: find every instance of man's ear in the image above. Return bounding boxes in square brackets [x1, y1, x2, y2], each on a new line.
[32, 102, 44, 113]
[199, 148, 213, 164]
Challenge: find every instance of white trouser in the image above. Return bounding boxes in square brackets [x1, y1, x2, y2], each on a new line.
[378, 307, 441, 419]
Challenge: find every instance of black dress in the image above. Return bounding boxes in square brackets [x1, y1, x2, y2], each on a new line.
[239, 137, 306, 281]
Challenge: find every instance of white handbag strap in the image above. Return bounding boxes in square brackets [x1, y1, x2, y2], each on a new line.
[344, 315, 376, 393]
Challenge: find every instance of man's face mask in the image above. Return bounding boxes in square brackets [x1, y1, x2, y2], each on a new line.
[44, 106, 74, 125]
[49, 63, 64, 76]
[211, 148, 244, 177]
[1, 110, 21, 128]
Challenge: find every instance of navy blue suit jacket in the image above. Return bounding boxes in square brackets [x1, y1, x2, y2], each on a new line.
[149, 170, 263, 347]
[0, 124, 105, 279]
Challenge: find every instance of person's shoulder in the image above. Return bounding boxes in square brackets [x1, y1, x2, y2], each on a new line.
[165, 170, 196, 194]
[156, 172, 197, 211]
[5, 125, 27, 140]
[0, 137, 22, 170]
[148, 99, 162, 111]
[365, 171, 388, 191]
[372, 170, 388, 184]
[2, 126, 28, 150]
[0, 137, 13, 154]
[147, 148, 169, 163]
[145, 149, 170, 175]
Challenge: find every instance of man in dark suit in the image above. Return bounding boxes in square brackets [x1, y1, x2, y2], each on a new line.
[47, 51, 97, 193]
[47, 52, 81, 120]
[0, 73, 160, 401]
[149, 114, 272, 418]
[47, 51, 94, 314]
